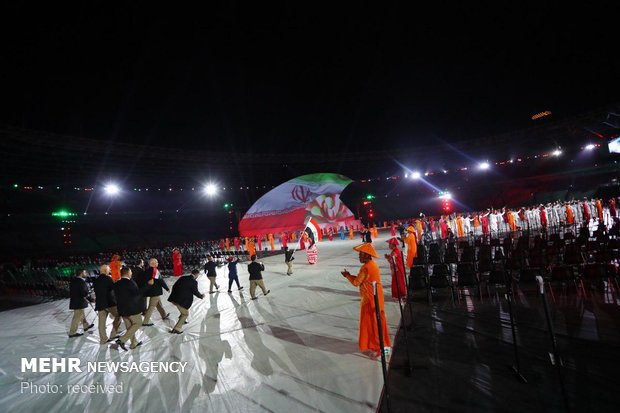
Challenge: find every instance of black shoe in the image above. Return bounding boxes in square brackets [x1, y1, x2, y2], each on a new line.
[251, 297, 257, 300]
[209, 291, 215, 294]
[228, 290, 232, 293]
[130, 341, 143, 349]
[68, 333, 83, 338]
[115, 339, 128, 351]
[143, 322, 154, 326]
[238, 286, 244, 290]
[162, 313, 170, 320]
[84, 323, 95, 331]
[170, 329, 183, 334]
[264, 290, 270, 296]
[184, 320, 189, 324]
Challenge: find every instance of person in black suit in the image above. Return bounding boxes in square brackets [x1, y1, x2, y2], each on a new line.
[132, 259, 147, 311]
[168, 269, 205, 334]
[204, 255, 220, 293]
[68, 269, 94, 337]
[248, 255, 270, 300]
[113, 266, 153, 350]
[93, 264, 122, 344]
[142, 258, 170, 326]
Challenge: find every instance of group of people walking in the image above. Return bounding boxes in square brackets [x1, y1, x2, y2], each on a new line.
[67, 254, 270, 350]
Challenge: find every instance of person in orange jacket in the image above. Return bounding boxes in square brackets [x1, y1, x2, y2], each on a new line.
[341, 243, 391, 358]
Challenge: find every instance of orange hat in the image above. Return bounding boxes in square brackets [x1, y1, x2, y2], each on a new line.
[386, 237, 399, 247]
[406, 226, 415, 233]
[353, 243, 378, 258]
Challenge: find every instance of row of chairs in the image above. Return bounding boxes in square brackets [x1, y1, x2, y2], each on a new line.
[409, 232, 620, 303]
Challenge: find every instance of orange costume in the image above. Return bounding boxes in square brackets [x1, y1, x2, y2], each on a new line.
[349, 227, 354, 240]
[404, 226, 417, 268]
[507, 211, 516, 232]
[248, 239, 256, 257]
[244, 237, 249, 252]
[456, 216, 464, 238]
[268, 233, 275, 251]
[225, 237, 230, 251]
[566, 205, 574, 224]
[596, 199, 603, 221]
[343, 244, 391, 354]
[110, 255, 121, 282]
[416, 220, 423, 240]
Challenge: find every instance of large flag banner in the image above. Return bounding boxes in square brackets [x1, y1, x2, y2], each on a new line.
[238, 173, 355, 236]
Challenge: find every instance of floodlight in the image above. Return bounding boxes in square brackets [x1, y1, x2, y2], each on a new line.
[204, 184, 217, 196]
[478, 162, 490, 170]
[104, 184, 120, 195]
[411, 171, 421, 180]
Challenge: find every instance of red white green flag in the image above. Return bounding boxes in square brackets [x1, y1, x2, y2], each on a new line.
[239, 173, 354, 236]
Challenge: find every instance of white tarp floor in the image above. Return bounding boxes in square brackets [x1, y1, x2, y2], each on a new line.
[0, 236, 400, 413]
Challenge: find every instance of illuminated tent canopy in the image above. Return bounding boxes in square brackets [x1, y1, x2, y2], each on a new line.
[239, 173, 357, 236]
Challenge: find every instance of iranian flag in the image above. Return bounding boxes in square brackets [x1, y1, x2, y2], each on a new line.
[238, 173, 354, 236]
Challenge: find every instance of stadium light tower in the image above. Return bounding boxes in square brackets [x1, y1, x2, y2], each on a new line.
[411, 171, 421, 180]
[478, 162, 490, 170]
[552, 149, 562, 157]
[104, 183, 120, 195]
[584, 143, 596, 151]
[204, 183, 218, 196]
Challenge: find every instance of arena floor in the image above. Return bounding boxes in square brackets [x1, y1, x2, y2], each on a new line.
[0, 235, 400, 413]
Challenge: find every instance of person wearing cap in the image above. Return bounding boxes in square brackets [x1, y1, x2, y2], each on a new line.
[385, 238, 406, 302]
[404, 225, 417, 269]
[341, 243, 391, 358]
[227, 256, 243, 292]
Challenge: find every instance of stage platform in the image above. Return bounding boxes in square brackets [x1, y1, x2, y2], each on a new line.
[0, 236, 400, 413]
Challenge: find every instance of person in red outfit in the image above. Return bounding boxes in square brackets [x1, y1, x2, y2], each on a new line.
[172, 248, 183, 277]
[385, 237, 406, 302]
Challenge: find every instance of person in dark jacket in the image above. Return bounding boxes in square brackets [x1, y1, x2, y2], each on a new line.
[284, 246, 295, 275]
[132, 259, 147, 311]
[204, 255, 220, 294]
[114, 266, 153, 350]
[142, 258, 170, 326]
[68, 269, 95, 337]
[248, 255, 270, 300]
[168, 269, 205, 334]
[94, 264, 122, 344]
[227, 256, 243, 292]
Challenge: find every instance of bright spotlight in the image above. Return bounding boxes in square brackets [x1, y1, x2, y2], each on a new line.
[411, 171, 421, 180]
[204, 184, 217, 196]
[478, 162, 490, 170]
[104, 184, 120, 195]
[552, 149, 562, 157]
[584, 144, 596, 151]
[439, 191, 452, 200]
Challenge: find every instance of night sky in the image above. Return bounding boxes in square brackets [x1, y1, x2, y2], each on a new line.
[2, 2, 619, 154]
